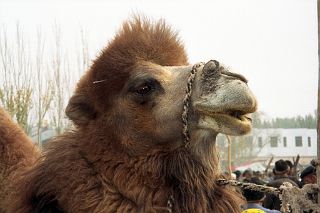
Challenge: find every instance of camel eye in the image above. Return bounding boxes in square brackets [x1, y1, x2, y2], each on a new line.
[135, 84, 153, 95]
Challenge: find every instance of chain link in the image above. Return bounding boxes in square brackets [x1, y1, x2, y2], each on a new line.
[167, 194, 174, 213]
[216, 178, 280, 195]
[216, 178, 320, 213]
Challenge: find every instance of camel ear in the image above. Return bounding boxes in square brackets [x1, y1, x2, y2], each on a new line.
[65, 94, 97, 126]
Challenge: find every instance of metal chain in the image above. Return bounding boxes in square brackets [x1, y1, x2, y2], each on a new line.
[167, 194, 174, 213]
[217, 178, 320, 213]
[216, 178, 280, 195]
[166, 178, 320, 212]
[181, 62, 204, 147]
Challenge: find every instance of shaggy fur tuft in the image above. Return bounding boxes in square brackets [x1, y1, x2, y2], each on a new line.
[79, 16, 188, 112]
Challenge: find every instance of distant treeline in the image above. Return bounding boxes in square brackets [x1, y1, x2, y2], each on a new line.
[252, 112, 317, 129]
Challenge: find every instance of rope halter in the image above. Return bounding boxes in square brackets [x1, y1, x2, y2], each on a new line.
[181, 62, 204, 146]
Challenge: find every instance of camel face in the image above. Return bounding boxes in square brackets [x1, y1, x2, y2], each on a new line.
[108, 59, 256, 152]
[65, 18, 257, 153]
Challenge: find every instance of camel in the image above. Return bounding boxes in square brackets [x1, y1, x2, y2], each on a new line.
[0, 107, 39, 211]
[1, 17, 257, 212]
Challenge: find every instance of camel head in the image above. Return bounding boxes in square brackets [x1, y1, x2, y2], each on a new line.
[65, 17, 257, 155]
[192, 60, 257, 136]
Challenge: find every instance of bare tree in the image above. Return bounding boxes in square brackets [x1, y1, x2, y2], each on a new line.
[0, 23, 33, 134]
[50, 22, 65, 134]
[76, 26, 90, 76]
[0, 22, 93, 139]
[34, 28, 54, 149]
[50, 22, 75, 134]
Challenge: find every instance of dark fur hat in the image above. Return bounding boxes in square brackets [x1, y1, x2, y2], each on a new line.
[300, 165, 316, 179]
[273, 159, 289, 175]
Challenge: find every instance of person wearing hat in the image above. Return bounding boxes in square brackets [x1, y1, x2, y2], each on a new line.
[263, 159, 299, 211]
[241, 179, 281, 213]
[300, 165, 316, 186]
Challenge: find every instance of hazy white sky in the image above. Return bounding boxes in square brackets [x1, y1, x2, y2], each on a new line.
[0, 0, 318, 118]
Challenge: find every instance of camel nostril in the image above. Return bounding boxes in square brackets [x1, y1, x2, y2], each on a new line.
[202, 60, 221, 77]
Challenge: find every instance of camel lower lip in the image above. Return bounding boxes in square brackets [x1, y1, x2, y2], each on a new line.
[198, 113, 252, 135]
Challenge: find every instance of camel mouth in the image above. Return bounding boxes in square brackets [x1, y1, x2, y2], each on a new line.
[194, 105, 255, 135]
[196, 108, 255, 136]
[192, 75, 257, 136]
[202, 109, 253, 123]
[210, 111, 253, 126]
[224, 110, 252, 122]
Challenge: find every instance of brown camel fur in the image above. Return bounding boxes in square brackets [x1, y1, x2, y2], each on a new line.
[2, 16, 257, 212]
[0, 108, 39, 212]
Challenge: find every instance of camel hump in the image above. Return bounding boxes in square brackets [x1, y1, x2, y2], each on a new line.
[0, 106, 40, 211]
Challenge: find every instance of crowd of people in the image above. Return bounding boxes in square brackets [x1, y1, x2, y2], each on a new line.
[233, 159, 317, 213]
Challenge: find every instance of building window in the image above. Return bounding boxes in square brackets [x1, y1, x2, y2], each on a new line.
[295, 136, 303, 147]
[258, 137, 263, 148]
[270, 136, 278, 147]
[283, 137, 287, 147]
[308, 137, 311, 147]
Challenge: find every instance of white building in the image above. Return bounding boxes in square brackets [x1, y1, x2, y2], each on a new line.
[217, 128, 316, 170]
[249, 128, 316, 164]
